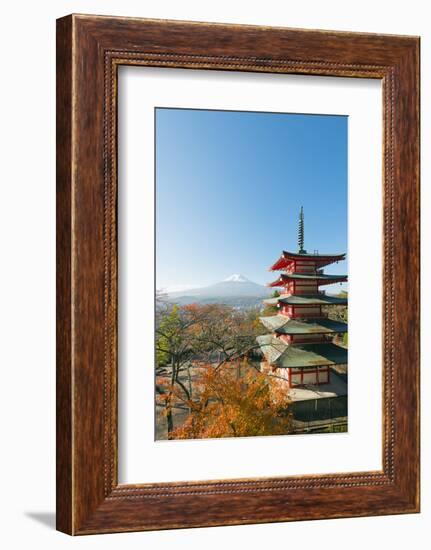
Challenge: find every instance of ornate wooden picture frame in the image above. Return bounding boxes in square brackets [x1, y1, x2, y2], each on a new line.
[56, 14, 420, 535]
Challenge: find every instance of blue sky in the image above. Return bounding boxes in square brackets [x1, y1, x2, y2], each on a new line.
[155, 108, 348, 293]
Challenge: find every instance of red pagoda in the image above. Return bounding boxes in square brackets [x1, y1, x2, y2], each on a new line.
[257, 207, 348, 389]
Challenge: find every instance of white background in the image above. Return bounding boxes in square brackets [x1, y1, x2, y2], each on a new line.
[119, 67, 382, 483]
[0, 1, 428, 549]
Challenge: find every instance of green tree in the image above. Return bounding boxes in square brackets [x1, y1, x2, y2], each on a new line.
[155, 304, 201, 436]
[323, 291, 348, 347]
[261, 290, 280, 316]
[156, 304, 181, 366]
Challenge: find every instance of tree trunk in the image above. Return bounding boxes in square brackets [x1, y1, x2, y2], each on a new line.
[187, 364, 193, 412]
[166, 403, 174, 438]
[166, 360, 177, 439]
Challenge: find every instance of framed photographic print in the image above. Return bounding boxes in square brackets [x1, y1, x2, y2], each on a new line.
[56, 15, 420, 534]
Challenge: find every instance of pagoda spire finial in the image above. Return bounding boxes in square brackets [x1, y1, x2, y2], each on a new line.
[298, 206, 306, 254]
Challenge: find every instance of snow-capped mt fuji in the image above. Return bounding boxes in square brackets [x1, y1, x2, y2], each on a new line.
[222, 273, 250, 283]
[166, 274, 271, 307]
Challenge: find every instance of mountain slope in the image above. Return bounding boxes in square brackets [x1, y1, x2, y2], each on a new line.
[166, 274, 271, 306]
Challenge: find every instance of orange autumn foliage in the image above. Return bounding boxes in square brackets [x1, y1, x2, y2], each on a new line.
[170, 363, 293, 439]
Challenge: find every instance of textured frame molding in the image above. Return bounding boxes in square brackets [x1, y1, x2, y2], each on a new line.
[57, 14, 420, 534]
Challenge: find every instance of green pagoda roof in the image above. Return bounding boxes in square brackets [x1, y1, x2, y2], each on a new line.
[259, 314, 347, 335]
[256, 335, 348, 368]
[259, 315, 291, 331]
[263, 294, 348, 306]
[256, 334, 289, 364]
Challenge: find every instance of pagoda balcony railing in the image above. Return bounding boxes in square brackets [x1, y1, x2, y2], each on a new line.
[288, 312, 329, 319]
[287, 336, 333, 344]
[277, 290, 327, 297]
[291, 290, 326, 296]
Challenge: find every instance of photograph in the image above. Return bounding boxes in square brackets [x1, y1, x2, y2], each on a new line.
[155, 107, 348, 440]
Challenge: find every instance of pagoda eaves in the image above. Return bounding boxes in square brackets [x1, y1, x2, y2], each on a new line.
[257, 335, 348, 369]
[270, 250, 346, 272]
[259, 315, 347, 335]
[263, 294, 348, 307]
[267, 272, 347, 288]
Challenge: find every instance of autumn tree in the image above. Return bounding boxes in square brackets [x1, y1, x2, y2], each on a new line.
[155, 302, 269, 437]
[171, 363, 293, 439]
[191, 304, 265, 368]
